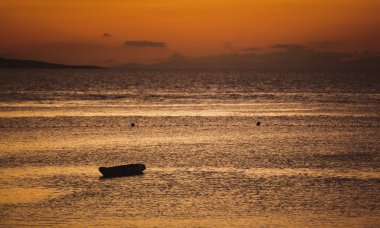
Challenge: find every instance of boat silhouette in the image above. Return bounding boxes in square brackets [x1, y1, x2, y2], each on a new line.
[99, 164, 146, 177]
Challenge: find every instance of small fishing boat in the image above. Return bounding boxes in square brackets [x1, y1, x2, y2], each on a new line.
[99, 164, 146, 177]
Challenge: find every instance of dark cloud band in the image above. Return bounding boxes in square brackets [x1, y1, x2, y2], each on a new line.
[124, 40, 166, 47]
[271, 44, 307, 51]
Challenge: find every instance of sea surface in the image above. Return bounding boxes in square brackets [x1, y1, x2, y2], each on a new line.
[0, 69, 379, 227]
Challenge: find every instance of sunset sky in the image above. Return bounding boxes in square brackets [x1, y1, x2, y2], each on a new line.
[1, 0, 379, 66]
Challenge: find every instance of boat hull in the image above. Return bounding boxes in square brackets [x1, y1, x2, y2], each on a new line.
[99, 164, 146, 177]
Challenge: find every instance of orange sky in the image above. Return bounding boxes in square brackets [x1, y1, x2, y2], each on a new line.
[0, 0, 379, 65]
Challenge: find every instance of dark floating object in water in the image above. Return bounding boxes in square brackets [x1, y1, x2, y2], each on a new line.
[131, 123, 136, 127]
[256, 121, 261, 126]
[99, 164, 146, 177]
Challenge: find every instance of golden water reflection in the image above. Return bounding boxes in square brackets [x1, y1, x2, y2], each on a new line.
[0, 188, 67, 205]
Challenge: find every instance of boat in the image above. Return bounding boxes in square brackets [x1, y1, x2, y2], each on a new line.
[99, 164, 146, 177]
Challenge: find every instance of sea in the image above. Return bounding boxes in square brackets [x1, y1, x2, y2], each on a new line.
[0, 69, 379, 227]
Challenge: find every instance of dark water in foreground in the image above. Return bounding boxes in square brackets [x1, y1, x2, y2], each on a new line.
[0, 70, 379, 227]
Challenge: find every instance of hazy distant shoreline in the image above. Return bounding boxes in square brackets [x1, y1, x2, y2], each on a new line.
[2, 51, 380, 70]
[0, 57, 103, 69]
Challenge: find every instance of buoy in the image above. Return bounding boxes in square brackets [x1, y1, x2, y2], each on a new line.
[256, 122, 261, 126]
[131, 123, 136, 127]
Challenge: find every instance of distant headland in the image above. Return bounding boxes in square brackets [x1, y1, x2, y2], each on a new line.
[0, 57, 103, 69]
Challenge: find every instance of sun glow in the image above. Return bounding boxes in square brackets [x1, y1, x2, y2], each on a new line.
[0, 0, 379, 64]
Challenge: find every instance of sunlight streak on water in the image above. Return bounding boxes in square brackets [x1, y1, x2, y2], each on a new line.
[0, 70, 379, 227]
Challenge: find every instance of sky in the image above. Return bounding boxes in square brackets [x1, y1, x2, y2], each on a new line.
[0, 0, 379, 66]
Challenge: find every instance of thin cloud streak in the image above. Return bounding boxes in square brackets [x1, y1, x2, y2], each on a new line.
[124, 40, 166, 48]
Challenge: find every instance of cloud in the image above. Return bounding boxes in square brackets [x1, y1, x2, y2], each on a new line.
[102, 33, 111, 38]
[168, 53, 185, 61]
[271, 44, 308, 51]
[223, 42, 234, 50]
[124, 40, 166, 48]
[310, 41, 342, 49]
[242, 47, 261, 52]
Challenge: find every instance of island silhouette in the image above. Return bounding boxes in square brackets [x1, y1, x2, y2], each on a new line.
[0, 57, 103, 69]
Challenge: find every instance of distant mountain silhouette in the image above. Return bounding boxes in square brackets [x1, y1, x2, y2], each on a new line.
[344, 56, 380, 70]
[0, 57, 103, 69]
[114, 47, 380, 70]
